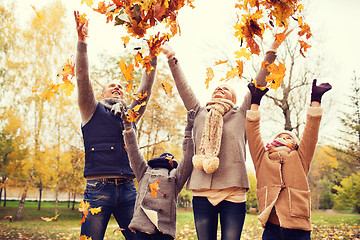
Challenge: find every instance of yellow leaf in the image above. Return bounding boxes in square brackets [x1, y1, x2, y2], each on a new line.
[236, 60, 244, 78]
[214, 60, 228, 66]
[205, 67, 214, 89]
[90, 207, 102, 215]
[132, 101, 146, 112]
[81, 0, 94, 7]
[161, 82, 173, 95]
[80, 235, 92, 240]
[235, 48, 251, 60]
[121, 36, 130, 47]
[59, 79, 75, 96]
[221, 67, 238, 82]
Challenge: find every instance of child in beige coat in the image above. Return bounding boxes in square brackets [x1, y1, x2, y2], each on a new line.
[246, 79, 332, 240]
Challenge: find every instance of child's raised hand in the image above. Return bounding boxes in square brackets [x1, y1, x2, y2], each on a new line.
[311, 79, 332, 103]
[120, 104, 133, 130]
[185, 110, 195, 133]
[248, 83, 269, 106]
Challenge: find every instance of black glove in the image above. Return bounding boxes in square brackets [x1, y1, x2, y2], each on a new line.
[247, 82, 269, 105]
[311, 79, 332, 103]
[185, 110, 195, 137]
[120, 107, 133, 130]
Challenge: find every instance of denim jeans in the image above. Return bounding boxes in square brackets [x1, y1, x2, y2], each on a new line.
[80, 179, 137, 240]
[192, 196, 246, 240]
[262, 222, 311, 240]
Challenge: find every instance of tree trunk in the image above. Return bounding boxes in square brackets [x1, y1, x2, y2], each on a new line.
[3, 187, 6, 207]
[72, 192, 76, 211]
[55, 189, 59, 216]
[38, 186, 42, 210]
[15, 182, 30, 221]
[67, 192, 70, 208]
[0, 187, 2, 205]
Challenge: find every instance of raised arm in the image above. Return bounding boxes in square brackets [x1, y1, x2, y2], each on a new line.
[121, 107, 148, 180]
[161, 43, 201, 112]
[128, 56, 157, 122]
[245, 83, 268, 171]
[74, 11, 97, 126]
[298, 79, 332, 173]
[175, 110, 195, 195]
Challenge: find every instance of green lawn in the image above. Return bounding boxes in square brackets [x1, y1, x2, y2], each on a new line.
[0, 201, 359, 239]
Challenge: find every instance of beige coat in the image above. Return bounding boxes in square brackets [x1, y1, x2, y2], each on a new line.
[246, 107, 322, 231]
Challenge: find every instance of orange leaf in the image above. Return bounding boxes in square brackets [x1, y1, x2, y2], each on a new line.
[131, 92, 148, 102]
[93, 1, 109, 14]
[119, 60, 134, 82]
[77, 13, 88, 24]
[161, 82, 173, 95]
[265, 62, 286, 90]
[126, 82, 134, 94]
[78, 200, 90, 225]
[221, 67, 238, 82]
[205, 67, 214, 89]
[149, 180, 160, 198]
[121, 36, 130, 47]
[275, 31, 286, 45]
[59, 79, 75, 96]
[57, 58, 75, 81]
[299, 40, 311, 58]
[126, 109, 140, 122]
[236, 60, 244, 78]
[80, 235, 92, 240]
[214, 60, 228, 66]
[134, 51, 143, 68]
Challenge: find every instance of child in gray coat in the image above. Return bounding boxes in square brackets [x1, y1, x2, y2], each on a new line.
[121, 109, 195, 240]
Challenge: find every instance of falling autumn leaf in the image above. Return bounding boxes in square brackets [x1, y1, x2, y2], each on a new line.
[81, 0, 93, 8]
[78, 200, 90, 226]
[149, 180, 160, 198]
[41, 213, 60, 222]
[235, 48, 251, 60]
[236, 60, 244, 78]
[121, 36, 130, 47]
[119, 60, 134, 82]
[77, 13, 88, 24]
[161, 82, 173, 95]
[132, 101, 146, 112]
[131, 92, 148, 102]
[90, 207, 102, 215]
[126, 109, 140, 122]
[221, 67, 238, 82]
[214, 60, 228, 66]
[265, 62, 286, 90]
[299, 40, 311, 58]
[31, 5, 45, 21]
[205, 67, 214, 89]
[80, 235, 92, 240]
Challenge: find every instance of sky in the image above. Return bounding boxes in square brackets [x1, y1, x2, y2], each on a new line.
[11, 0, 360, 171]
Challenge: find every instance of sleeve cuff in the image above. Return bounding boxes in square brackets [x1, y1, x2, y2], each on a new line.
[246, 110, 261, 121]
[307, 106, 323, 117]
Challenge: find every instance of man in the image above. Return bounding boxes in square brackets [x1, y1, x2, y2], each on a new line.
[74, 11, 157, 240]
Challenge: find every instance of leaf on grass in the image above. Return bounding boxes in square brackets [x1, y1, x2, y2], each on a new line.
[80, 235, 92, 240]
[41, 214, 60, 222]
[205, 67, 214, 89]
[161, 82, 173, 95]
[119, 60, 134, 82]
[149, 180, 160, 198]
[90, 207, 102, 215]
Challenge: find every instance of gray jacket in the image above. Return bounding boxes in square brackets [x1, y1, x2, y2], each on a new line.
[123, 129, 194, 238]
[167, 52, 276, 190]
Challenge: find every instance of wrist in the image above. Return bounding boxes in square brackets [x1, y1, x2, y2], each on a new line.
[311, 92, 322, 103]
[166, 52, 175, 59]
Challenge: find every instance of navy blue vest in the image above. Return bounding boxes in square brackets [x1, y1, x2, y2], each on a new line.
[82, 102, 135, 178]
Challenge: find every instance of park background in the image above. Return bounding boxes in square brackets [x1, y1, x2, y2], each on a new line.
[1, 0, 360, 239]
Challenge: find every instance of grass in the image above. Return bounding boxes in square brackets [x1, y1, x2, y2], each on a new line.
[0, 201, 359, 239]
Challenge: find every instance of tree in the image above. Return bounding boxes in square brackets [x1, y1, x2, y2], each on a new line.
[333, 172, 360, 213]
[333, 73, 360, 173]
[10, 0, 73, 220]
[246, 172, 258, 211]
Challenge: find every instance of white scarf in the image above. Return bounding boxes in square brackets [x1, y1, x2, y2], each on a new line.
[192, 98, 234, 174]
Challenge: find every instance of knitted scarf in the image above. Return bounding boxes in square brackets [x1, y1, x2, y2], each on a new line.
[100, 98, 126, 117]
[192, 98, 234, 174]
[266, 137, 296, 153]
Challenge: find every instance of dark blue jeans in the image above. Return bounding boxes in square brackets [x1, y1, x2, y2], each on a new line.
[136, 230, 174, 240]
[262, 222, 311, 240]
[192, 196, 246, 240]
[80, 179, 137, 240]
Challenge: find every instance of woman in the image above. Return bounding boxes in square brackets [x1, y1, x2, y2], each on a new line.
[160, 33, 289, 240]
